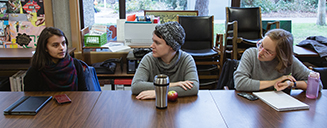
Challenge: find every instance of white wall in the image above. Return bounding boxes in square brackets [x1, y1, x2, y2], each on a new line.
[52, 0, 72, 47]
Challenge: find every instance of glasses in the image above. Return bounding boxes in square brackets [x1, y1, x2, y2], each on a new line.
[257, 40, 274, 57]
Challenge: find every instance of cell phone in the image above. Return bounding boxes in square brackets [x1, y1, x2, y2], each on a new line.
[54, 94, 72, 104]
[237, 92, 258, 101]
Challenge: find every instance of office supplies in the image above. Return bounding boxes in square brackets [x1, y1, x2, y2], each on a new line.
[4, 96, 52, 115]
[92, 58, 121, 74]
[133, 48, 152, 58]
[253, 91, 309, 111]
[237, 92, 258, 101]
[126, 51, 141, 74]
[124, 23, 156, 46]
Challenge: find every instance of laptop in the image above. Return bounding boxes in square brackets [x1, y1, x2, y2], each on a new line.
[4, 96, 52, 115]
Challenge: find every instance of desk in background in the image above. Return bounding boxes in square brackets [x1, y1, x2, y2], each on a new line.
[0, 48, 76, 77]
[293, 45, 327, 67]
[82, 42, 151, 88]
[0, 48, 76, 60]
[293, 45, 318, 57]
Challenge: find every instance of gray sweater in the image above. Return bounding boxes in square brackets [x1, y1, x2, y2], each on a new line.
[131, 50, 199, 96]
[234, 48, 311, 91]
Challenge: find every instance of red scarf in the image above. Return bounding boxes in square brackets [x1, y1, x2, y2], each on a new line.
[41, 55, 78, 91]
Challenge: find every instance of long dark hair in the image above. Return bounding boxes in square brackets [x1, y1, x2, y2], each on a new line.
[31, 27, 69, 70]
[266, 29, 293, 73]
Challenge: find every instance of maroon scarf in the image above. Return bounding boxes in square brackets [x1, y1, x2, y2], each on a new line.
[41, 55, 78, 91]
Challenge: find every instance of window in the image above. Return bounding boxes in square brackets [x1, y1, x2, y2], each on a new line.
[241, 0, 327, 44]
[82, 0, 230, 36]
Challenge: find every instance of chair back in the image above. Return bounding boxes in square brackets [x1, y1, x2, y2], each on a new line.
[177, 16, 214, 51]
[80, 60, 102, 91]
[313, 67, 327, 89]
[227, 7, 262, 40]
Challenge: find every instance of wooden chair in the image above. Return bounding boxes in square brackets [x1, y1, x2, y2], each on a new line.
[177, 15, 224, 89]
[225, 7, 280, 59]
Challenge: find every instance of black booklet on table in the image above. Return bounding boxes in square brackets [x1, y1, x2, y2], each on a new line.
[3, 96, 52, 115]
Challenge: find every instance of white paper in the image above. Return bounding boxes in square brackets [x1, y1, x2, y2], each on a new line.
[109, 45, 131, 52]
[102, 42, 131, 52]
[91, 25, 106, 33]
[253, 91, 309, 111]
[117, 19, 126, 42]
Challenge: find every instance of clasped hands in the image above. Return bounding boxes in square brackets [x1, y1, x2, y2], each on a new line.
[274, 75, 296, 91]
[136, 81, 194, 100]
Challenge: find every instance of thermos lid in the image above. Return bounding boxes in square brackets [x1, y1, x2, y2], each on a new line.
[154, 74, 169, 86]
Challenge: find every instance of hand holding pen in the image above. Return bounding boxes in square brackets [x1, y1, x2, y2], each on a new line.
[274, 73, 296, 91]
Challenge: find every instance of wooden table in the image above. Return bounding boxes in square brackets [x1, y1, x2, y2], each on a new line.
[210, 90, 327, 128]
[82, 90, 226, 128]
[1, 90, 327, 128]
[293, 45, 318, 57]
[0, 91, 101, 128]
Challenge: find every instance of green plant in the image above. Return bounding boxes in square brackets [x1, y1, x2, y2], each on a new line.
[95, 7, 101, 13]
[292, 23, 327, 45]
[213, 22, 327, 46]
[213, 23, 225, 45]
[241, 0, 317, 13]
[112, 0, 167, 13]
[242, 0, 276, 13]
[165, 0, 187, 10]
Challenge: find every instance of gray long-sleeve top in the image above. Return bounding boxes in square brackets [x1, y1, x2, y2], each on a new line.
[234, 48, 312, 91]
[131, 50, 199, 96]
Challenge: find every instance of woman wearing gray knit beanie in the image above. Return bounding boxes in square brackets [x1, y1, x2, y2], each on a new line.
[131, 22, 199, 100]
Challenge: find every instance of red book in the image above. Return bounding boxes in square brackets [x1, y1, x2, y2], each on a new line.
[114, 79, 133, 85]
[54, 94, 71, 104]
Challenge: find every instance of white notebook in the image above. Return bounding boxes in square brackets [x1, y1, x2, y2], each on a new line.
[253, 91, 309, 111]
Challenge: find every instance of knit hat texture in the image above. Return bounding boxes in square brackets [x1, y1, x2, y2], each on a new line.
[155, 22, 185, 51]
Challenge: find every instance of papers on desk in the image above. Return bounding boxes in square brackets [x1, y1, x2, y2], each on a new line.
[90, 25, 107, 35]
[102, 42, 131, 52]
[253, 91, 309, 111]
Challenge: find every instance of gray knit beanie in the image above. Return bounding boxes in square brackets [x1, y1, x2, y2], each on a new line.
[155, 22, 185, 51]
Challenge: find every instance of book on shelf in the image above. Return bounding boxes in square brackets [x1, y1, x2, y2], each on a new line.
[9, 70, 27, 92]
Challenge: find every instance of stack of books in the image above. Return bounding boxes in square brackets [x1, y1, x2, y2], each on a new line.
[9, 70, 27, 92]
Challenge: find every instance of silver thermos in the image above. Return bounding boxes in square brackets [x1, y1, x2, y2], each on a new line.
[154, 74, 169, 109]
